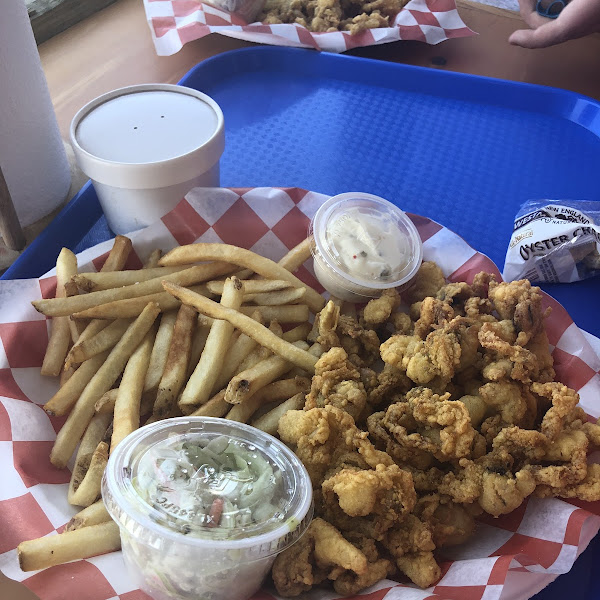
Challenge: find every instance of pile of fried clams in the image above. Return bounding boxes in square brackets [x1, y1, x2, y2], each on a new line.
[257, 0, 408, 34]
[271, 262, 600, 596]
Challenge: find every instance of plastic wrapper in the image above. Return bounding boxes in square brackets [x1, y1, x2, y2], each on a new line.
[503, 199, 600, 284]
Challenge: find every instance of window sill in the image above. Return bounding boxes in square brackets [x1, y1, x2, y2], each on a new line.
[28, 0, 119, 44]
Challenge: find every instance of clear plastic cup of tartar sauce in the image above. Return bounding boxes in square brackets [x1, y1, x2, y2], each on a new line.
[102, 417, 313, 600]
[309, 192, 423, 302]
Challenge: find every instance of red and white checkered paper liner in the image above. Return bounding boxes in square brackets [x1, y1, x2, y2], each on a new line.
[1, 187, 600, 600]
[144, 0, 475, 55]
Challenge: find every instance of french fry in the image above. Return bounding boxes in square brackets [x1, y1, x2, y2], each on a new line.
[68, 318, 133, 365]
[238, 304, 309, 323]
[57, 250, 84, 343]
[210, 311, 262, 394]
[247, 287, 306, 306]
[179, 277, 244, 410]
[32, 263, 234, 317]
[144, 248, 163, 269]
[163, 282, 318, 374]
[68, 441, 109, 507]
[186, 316, 212, 380]
[65, 235, 135, 363]
[60, 363, 77, 387]
[44, 351, 110, 416]
[111, 329, 155, 450]
[18, 521, 121, 572]
[65, 319, 109, 370]
[159, 243, 325, 313]
[67, 412, 112, 505]
[73, 266, 187, 292]
[251, 392, 306, 435]
[153, 305, 197, 419]
[41, 248, 78, 376]
[65, 500, 111, 532]
[207, 279, 291, 295]
[225, 341, 308, 405]
[282, 322, 312, 343]
[95, 388, 118, 414]
[71, 284, 210, 320]
[101, 235, 133, 272]
[144, 311, 178, 392]
[190, 390, 230, 417]
[234, 319, 281, 374]
[278, 237, 312, 272]
[226, 377, 310, 423]
[50, 302, 160, 468]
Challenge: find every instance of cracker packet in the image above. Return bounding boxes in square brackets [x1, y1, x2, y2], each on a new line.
[503, 199, 600, 283]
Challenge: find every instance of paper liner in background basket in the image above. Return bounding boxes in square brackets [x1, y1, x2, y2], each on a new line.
[1, 187, 600, 600]
[144, 0, 475, 56]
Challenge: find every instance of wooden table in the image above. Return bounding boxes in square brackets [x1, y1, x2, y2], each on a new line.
[40, 0, 600, 140]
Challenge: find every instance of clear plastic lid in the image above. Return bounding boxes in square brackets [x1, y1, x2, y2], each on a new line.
[309, 192, 423, 299]
[102, 418, 313, 556]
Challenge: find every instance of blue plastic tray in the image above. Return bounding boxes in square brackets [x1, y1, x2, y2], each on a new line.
[3, 46, 599, 598]
[4, 47, 600, 338]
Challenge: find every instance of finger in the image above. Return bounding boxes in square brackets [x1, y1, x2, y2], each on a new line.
[508, 20, 569, 47]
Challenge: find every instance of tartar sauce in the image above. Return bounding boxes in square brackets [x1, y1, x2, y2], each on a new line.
[327, 208, 410, 282]
[309, 193, 423, 302]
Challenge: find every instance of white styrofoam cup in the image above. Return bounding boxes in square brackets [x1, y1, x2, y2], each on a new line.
[70, 84, 225, 234]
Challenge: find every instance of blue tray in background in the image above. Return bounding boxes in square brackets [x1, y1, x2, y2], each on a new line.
[4, 47, 600, 338]
[3, 47, 600, 598]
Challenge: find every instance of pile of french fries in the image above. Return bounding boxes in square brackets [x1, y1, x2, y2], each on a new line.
[18, 235, 326, 572]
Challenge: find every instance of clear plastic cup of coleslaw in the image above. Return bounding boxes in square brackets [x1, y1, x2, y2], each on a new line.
[309, 192, 423, 302]
[102, 417, 313, 600]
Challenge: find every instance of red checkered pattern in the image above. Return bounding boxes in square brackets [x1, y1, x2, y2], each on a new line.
[143, 0, 475, 56]
[1, 187, 600, 600]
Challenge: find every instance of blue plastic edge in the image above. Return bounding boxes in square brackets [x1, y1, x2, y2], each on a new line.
[4, 46, 600, 280]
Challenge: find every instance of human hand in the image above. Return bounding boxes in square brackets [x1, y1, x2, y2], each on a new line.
[509, 0, 600, 48]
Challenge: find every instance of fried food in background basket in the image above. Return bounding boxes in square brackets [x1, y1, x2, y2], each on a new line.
[270, 262, 600, 595]
[258, 0, 410, 33]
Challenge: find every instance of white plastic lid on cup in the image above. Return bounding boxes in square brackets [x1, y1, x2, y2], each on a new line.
[309, 192, 423, 302]
[70, 84, 225, 234]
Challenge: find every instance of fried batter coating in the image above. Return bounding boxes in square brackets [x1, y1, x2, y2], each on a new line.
[368, 363, 412, 408]
[370, 388, 476, 465]
[309, 299, 340, 349]
[382, 514, 435, 558]
[279, 406, 393, 485]
[271, 261, 597, 595]
[404, 261, 446, 304]
[271, 517, 368, 596]
[535, 463, 600, 501]
[322, 463, 416, 519]
[414, 296, 455, 339]
[479, 381, 528, 427]
[533, 382, 580, 440]
[492, 426, 548, 462]
[525, 429, 588, 488]
[416, 495, 476, 548]
[488, 279, 547, 346]
[368, 409, 434, 470]
[480, 469, 536, 516]
[479, 322, 539, 383]
[396, 551, 441, 589]
[439, 448, 537, 517]
[362, 288, 402, 327]
[304, 347, 367, 420]
[390, 311, 414, 335]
